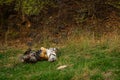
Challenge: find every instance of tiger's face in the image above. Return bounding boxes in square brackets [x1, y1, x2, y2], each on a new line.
[47, 48, 57, 62]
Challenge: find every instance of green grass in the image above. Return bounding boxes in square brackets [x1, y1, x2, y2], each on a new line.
[0, 35, 120, 80]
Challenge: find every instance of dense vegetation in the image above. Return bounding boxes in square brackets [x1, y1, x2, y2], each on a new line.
[0, 0, 120, 46]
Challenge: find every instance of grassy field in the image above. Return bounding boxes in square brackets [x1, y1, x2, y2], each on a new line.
[0, 32, 120, 80]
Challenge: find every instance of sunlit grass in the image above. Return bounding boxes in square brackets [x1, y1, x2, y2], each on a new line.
[0, 31, 120, 80]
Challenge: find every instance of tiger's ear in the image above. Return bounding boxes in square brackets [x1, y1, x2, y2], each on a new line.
[54, 48, 59, 53]
[56, 48, 59, 52]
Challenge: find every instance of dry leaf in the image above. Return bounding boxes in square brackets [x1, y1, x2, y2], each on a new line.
[57, 65, 67, 70]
